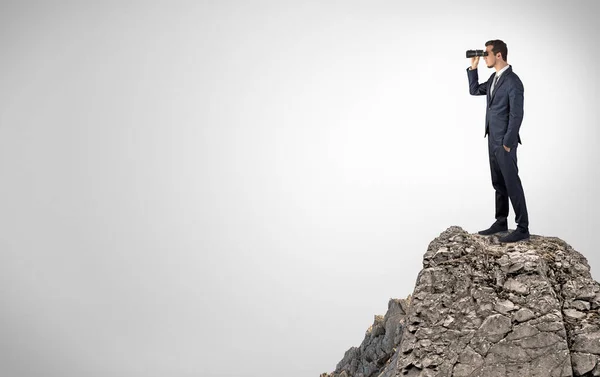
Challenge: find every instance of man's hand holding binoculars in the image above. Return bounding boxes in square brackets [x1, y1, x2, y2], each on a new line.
[466, 49, 487, 69]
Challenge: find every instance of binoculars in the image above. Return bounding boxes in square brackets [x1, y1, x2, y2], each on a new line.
[466, 50, 489, 58]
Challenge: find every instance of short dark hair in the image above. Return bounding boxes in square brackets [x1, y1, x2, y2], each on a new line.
[485, 39, 508, 62]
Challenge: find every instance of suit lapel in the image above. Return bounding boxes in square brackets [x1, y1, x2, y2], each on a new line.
[489, 65, 512, 104]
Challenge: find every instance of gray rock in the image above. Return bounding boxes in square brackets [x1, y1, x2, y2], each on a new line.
[572, 300, 592, 311]
[478, 314, 512, 342]
[564, 308, 587, 320]
[572, 332, 600, 354]
[321, 298, 408, 377]
[571, 352, 597, 376]
[513, 308, 536, 323]
[505, 323, 539, 340]
[322, 226, 600, 377]
[504, 277, 529, 294]
[494, 299, 518, 314]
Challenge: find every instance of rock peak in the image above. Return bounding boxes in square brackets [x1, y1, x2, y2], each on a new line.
[321, 226, 600, 377]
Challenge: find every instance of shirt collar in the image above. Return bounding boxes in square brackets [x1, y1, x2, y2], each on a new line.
[496, 64, 510, 78]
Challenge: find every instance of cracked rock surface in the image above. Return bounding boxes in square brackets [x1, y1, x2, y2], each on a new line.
[321, 226, 600, 377]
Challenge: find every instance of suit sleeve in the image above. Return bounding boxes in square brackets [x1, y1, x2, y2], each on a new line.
[503, 77, 524, 147]
[466, 67, 488, 96]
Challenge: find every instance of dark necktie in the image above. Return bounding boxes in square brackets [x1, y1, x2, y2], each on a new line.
[491, 74, 499, 95]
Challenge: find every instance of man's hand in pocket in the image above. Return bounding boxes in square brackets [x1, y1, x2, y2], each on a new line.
[503, 145, 511, 152]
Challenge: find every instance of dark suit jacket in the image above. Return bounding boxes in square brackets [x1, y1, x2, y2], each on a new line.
[467, 65, 523, 148]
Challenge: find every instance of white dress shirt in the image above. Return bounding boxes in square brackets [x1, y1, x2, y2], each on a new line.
[491, 64, 511, 94]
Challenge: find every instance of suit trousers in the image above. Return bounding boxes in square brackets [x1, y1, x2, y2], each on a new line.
[487, 138, 529, 231]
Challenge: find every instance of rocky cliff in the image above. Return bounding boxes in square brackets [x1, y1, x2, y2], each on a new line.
[321, 226, 600, 377]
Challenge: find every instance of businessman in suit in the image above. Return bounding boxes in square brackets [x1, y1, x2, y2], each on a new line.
[467, 39, 530, 242]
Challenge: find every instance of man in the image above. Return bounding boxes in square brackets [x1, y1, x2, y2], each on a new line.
[467, 39, 530, 242]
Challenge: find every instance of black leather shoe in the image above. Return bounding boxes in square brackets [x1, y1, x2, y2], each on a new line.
[478, 221, 508, 235]
[499, 228, 530, 243]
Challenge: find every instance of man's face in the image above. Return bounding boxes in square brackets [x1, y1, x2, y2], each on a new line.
[483, 45, 497, 68]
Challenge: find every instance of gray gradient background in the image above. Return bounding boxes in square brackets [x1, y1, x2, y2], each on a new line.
[1, 1, 598, 376]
